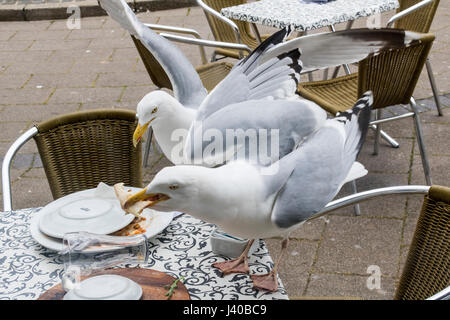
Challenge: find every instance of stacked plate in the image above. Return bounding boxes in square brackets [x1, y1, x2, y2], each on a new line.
[30, 183, 174, 252]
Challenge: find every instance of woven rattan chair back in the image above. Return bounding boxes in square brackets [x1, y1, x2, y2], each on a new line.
[131, 36, 173, 90]
[395, 0, 440, 33]
[33, 109, 143, 200]
[202, 0, 260, 48]
[395, 185, 450, 300]
[358, 33, 435, 109]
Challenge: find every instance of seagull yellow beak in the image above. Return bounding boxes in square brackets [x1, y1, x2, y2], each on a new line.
[133, 120, 153, 148]
[124, 187, 170, 209]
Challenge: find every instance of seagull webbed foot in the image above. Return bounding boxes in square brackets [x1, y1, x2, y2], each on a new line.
[250, 270, 278, 292]
[212, 255, 250, 275]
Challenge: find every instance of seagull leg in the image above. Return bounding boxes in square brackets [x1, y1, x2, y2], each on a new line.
[213, 239, 255, 275]
[251, 238, 289, 292]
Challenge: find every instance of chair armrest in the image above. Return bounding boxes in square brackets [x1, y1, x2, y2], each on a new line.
[1, 127, 38, 212]
[144, 23, 208, 64]
[427, 286, 450, 300]
[159, 32, 251, 55]
[312, 185, 430, 220]
[386, 0, 435, 28]
[196, 0, 242, 45]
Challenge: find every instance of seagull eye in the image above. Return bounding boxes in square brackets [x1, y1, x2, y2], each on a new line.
[168, 184, 179, 190]
[151, 107, 158, 114]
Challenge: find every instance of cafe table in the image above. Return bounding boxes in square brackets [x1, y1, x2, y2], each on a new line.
[221, 0, 400, 35]
[0, 207, 288, 300]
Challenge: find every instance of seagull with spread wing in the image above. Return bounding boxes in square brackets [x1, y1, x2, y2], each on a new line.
[98, 0, 420, 167]
[121, 92, 373, 291]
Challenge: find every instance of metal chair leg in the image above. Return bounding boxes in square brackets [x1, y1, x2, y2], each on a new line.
[410, 97, 432, 185]
[369, 125, 400, 149]
[373, 109, 382, 155]
[143, 127, 153, 168]
[425, 59, 443, 116]
[351, 180, 361, 216]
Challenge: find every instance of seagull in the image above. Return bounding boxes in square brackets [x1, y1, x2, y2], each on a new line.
[98, 0, 421, 165]
[121, 92, 373, 291]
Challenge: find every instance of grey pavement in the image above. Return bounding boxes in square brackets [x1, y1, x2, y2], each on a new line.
[0, 3, 449, 300]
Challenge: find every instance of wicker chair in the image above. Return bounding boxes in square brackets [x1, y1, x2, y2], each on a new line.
[291, 184, 449, 300]
[298, 33, 435, 186]
[1, 109, 143, 211]
[386, 0, 442, 116]
[395, 185, 450, 300]
[197, 0, 270, 61]
[131, 24, 251, 167]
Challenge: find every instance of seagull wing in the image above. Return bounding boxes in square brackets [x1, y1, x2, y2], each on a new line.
[184, 98, 326, 166]
[270, 92, 373, 229]
[195, 27, 302, 120]
[261, 28, 422, 73]
[98, 0, 207, 108]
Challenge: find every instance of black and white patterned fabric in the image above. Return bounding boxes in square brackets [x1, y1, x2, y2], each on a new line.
[221, 0, 399, 31]
[0, 208, 288, 300]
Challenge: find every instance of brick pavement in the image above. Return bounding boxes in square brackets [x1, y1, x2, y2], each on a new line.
[0, 4, 449, 299]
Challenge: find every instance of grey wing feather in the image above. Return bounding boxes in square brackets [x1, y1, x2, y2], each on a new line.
[195, 27, 301, 120]
[185, 98, 326, 166]
[261, 28, 422, 73]
[98, 0, 207, 108]
[271, 92, 373, 229]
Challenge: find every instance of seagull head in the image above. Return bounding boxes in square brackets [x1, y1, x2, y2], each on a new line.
[125, 165, 207, 212]
[133, 90, 181, 147]
[123, 161, 269, 228]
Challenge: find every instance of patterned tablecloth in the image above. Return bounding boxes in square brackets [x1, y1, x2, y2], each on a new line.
[221, 0, 399, 31]
[0, 208, 288, 300]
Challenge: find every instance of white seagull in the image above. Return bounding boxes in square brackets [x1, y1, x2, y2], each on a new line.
[98, 0, 421, 166]
[121, 92, 373, 291]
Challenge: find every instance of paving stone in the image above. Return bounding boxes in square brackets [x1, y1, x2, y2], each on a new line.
[0, 40, 33, 51]
[24, 72, 98, 89]
[0, 30, 15, 40]
[71, 60, 137, 74]
[264, 238, 317, 297]
[0, 49, 52, 63]
[0, 87, 53, 104]
[413, 121, 450, 157]
[4, 61, 73, 74]
[1, 103, 80, 122]
[87, 37, 134, 49]
[46, 47, 115, 63]
[22, 167, 47, 178]
[66, 28, 126, 40]
[11, 29, 70, 40]
[0, 73, 30, 89]
[410, 155, 450, 187]
[0, 20, 51, 31]
[10, 176, 53, 209]
[28, 39, 90, 51]
[120, 84, 158, 103]
[11, 153, 34, 169]
[305, 273, 397, 300]
[358, 138, 413, 174]
[48, 87, 123, 104]
[79, 100, 135, 111]
[315, 216, 403, 277]
[288, 218, 325, 241]
[0, 121, 31, 141]
[96, 71, 152, 87]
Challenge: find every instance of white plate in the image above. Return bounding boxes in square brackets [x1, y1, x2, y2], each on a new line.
[63, 275, 142, 300]
[30, 187, 175, 252]
[38, 189, 135, 239]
